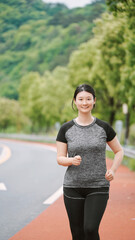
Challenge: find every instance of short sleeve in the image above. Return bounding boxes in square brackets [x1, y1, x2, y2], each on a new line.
[106, 124, 116, 142]
[56, 125, 67, 143]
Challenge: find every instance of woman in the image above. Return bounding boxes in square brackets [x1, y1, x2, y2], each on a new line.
[56, 84, 123, 240]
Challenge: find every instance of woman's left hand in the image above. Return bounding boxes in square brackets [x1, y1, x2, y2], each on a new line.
[105, 169, 115, 181]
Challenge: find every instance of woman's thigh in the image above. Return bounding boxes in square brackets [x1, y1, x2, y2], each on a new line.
[63, 188, 85, 240]
[84, 193, 109, 232]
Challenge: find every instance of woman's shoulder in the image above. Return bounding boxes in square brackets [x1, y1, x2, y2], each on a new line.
[59, 119, 74, 132]
[56, 119, 74, 143]
[95, 118, 116, 141]
[95, 118, 111, 128]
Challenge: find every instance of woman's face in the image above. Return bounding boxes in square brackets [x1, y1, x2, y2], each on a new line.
[74, 91, 96, 113]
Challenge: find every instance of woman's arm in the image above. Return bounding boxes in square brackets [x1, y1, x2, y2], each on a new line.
[56, 141, 82, 166]
[105, 136, 124, 181]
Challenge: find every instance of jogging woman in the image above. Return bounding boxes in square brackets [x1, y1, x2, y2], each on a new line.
[56, 84, 123, 240]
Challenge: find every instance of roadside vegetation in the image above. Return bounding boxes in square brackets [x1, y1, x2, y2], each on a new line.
[0, 0, 135, 150]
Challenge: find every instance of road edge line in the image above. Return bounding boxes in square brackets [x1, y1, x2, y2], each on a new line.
[43, 186, 63, 205]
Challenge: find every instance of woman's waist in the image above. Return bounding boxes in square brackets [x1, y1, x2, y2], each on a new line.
[63, 186, 109, 199]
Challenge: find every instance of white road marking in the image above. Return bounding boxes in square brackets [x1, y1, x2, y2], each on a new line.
[0, 183, 7, 191]
[131, 218, 135, 220]
[43, 186, 63, 205]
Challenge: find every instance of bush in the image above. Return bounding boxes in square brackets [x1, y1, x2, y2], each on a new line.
[129, 124, 135, 145]
[0, 98, 30, 132]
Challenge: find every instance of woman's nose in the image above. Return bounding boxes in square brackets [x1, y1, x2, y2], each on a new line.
[82, 100, 87, 104]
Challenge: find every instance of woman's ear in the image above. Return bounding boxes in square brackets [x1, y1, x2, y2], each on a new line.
[72, 98, 77, 111]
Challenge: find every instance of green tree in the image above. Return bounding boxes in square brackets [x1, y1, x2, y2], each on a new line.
[0, 0, 106, 99]
[19, 72, 46, 130]
[42, 66, 74, 125]
[19, 67, 74, 130]
[106, 0, 135, 18]
[107, 0, 135, 140]
[68, 13, 126, 125]
[0, 98, 29, 131]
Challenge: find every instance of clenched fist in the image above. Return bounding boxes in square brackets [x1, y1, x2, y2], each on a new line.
[105, 169, 115, 181]
[72, 155, 82, 166]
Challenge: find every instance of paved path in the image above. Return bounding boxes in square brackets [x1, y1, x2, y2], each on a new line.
[0, 140, 65, 240]
[8, 143, 135, 240]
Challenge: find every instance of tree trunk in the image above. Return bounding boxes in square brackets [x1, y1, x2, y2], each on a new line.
[109, 97, 115, 126]
[109, 110, 115, 126]
[124, 111, 130, 145]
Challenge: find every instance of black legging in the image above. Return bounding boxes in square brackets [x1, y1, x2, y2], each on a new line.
[63, 187, 109, 240]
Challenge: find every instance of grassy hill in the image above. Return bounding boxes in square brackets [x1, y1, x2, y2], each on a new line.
[0, 0, 106, 99]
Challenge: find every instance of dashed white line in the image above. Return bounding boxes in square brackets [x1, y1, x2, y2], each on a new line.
[0, 183, 7, 191]
[43, 186, 63, 205]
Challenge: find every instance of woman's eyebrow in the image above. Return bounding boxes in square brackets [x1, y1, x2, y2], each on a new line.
[78, 96, 91, 98]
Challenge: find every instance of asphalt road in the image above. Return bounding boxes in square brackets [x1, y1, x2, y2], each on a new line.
[0, 140, 65, 240]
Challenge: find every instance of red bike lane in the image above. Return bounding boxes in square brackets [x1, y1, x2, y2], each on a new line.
[9, 143, 135, 240]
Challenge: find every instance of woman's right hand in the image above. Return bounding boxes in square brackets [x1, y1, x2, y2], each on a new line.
[72, 155, 82, 166]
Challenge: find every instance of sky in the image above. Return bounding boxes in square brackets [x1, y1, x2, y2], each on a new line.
[43, 0, 93, 9]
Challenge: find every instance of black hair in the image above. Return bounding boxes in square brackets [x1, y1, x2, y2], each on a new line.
[72, 84, 96, 111]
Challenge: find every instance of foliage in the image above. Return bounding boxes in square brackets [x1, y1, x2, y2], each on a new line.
[41, 67, 74, 124]
[106, 0, 135, 136]
[0, 0, 106, 99]
[19, 67, 75, 131]
[129, 124, 135, 145]
[19, 72, 46, 130]
[68, 12, 127, 124]
[1, 0, 135, 137]
[67, 0, 135, 128]
[106, 0, 135, 18]
[0, 98, 29, 131]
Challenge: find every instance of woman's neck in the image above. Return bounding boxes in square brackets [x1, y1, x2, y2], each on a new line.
[75, 112, 94, 125]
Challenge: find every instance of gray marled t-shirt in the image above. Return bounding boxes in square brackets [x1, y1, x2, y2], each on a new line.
[56, 117, 116, 188]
